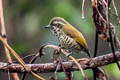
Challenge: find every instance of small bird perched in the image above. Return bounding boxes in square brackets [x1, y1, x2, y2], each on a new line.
[45, 17, 90, 57]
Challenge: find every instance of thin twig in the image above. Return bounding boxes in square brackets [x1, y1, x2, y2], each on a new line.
[112, 0, 120, 24]
[61, 50, 88, 80]
[69, 56, 88, 80]
[7, 68, 10, 80]
[0, 36, 45, 80]
[107, 0, 120, 70]
[40, 44, 88, 80]
[13, 53, 37, 63]
[61, 60, 73, 80]
[21, 53, 39, 80]
[81, 0, 85, 19]
[0, 0, 20, 79]
[0, 51, 120, 73]
[91, 0, 120, 71]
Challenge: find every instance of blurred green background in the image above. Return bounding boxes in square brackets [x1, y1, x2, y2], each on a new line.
[0, 0, 120, 80]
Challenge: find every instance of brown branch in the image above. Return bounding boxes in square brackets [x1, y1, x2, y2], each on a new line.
[0, 0, 20, 80]
[40, 44, 88, 80]
[0, 51, 120, 73]
[0, 36, 46, 80]
[81, 0, 85, 19]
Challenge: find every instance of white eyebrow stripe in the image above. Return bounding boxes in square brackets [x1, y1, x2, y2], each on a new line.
[54, 21, 65, 25]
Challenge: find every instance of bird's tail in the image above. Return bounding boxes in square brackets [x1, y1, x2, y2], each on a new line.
[84, 48, 91, 58]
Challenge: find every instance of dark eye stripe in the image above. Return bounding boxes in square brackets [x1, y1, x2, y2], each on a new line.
[51, 23, 57, 26]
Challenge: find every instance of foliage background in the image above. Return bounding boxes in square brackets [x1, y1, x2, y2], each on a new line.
[0, 0, 120, 80]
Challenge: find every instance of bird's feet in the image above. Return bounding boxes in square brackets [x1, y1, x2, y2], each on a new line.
[66, 52, 72, 61]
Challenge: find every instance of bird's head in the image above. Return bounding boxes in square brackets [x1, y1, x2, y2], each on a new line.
[45, 17, 68, 32]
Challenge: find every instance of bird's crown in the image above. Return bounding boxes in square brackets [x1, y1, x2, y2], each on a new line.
[49, 17, 68, 26]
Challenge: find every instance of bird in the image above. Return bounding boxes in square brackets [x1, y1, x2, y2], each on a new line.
[45, 17, 91, 57]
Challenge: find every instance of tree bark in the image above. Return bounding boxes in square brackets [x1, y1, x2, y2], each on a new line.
[0, 51, 120, 73]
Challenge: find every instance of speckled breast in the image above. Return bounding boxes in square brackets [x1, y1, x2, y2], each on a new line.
[58, 31, 82, 53]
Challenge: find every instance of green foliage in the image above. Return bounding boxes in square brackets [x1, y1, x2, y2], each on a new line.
[104, 63, 120, 80]
[11, 42, 31, 55]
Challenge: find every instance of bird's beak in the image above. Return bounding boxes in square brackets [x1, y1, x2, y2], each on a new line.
[44, 25, 51, 29]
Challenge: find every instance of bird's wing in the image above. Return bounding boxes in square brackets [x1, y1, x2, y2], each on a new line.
[62, 24, 88, 48]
